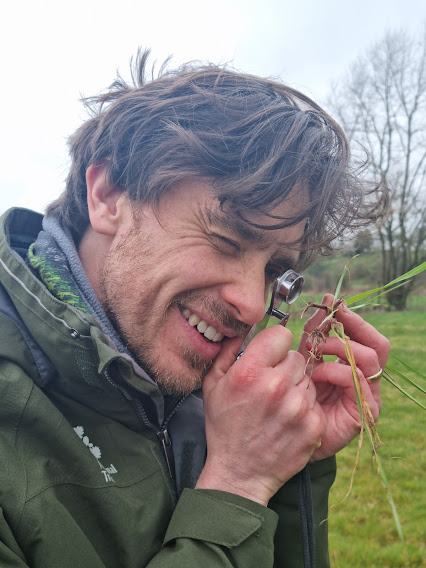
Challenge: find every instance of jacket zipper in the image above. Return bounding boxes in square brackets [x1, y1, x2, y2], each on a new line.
[103, 366, 188, 481]
[157, 429, 174, 479]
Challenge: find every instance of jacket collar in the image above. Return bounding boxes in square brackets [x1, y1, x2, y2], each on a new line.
[0, 208, 165, 421]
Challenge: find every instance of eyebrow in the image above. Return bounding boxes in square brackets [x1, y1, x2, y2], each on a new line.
[206, 208, 273, 244]
[205, 208, 300, 268]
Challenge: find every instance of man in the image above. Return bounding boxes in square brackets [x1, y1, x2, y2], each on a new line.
[0, 51, 389, 567]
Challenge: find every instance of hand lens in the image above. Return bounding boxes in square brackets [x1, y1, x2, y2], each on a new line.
[266, 269, 304, 327]
[236, 269, 305, 359]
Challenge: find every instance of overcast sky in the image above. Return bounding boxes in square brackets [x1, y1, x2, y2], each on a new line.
[1, 0, 424, 214]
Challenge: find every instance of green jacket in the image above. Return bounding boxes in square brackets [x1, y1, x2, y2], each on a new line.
[0, 208, 336, 568]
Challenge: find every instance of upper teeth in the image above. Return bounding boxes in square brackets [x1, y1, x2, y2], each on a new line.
[182, 308, 224, 342]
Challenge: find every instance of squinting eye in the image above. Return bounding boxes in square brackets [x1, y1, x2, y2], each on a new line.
[212, 234, 241, 253]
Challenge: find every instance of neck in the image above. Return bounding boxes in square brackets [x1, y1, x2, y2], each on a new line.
[78, 227, 112, 299]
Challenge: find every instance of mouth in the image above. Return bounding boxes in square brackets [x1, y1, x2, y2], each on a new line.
[180, 307, 225, 343]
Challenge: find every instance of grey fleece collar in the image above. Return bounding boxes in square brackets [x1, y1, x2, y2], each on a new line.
[42, 216, 132, 356]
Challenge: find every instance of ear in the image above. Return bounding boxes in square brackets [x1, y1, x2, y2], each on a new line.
[86, 163, 124, 237]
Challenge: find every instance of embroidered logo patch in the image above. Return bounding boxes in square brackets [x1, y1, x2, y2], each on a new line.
[73, 426, 118, 483]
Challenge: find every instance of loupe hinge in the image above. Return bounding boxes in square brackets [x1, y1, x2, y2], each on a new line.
[266, 308, 290, 326]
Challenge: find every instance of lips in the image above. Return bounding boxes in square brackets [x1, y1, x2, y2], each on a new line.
[181, 308, 224, 342]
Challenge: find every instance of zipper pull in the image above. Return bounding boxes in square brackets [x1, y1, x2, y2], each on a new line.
[157, 428, 175, 479]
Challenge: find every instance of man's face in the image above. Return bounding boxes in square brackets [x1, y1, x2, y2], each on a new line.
[98, 179, 307, 394]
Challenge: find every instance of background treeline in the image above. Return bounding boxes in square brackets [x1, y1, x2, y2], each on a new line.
[326, 27, 426, 311]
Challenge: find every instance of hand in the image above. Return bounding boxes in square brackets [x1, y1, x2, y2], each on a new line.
[196, 325, 326, 506]
[297, 294, 390, 461]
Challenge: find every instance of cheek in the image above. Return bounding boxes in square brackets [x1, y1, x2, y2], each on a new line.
[166, 245, 228, 286]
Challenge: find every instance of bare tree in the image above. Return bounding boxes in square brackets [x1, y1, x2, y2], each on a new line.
[328, 28, 426, 309]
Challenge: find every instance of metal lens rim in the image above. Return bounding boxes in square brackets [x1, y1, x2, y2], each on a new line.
[276, 271, 304, 305]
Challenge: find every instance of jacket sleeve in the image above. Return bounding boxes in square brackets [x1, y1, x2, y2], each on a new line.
[269, 456, 337, 568]
[146, 456, 336, 568]
[0, 457, 335, 568]
[0, 509, 30, 568]
[146, 489, 279, 567]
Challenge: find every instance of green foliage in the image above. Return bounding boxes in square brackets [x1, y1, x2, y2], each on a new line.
[264, 261, 425, 562]
[346, 261, 426, 308]
[286, 310, 426, 567]
[301, 254, 426, 310]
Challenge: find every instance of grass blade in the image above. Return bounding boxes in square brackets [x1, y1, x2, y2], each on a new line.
[375, 452, 405, 543]
[382, 371, 426, 411]
[385, 365, 426, 394]
[389, 353, 426, 381]
[334, 258, 356, 300]
[346, 262, 426, 306]
[350, 303, 381, 311]
[329, 321, 406, 543]
[349, 282, 409, 309]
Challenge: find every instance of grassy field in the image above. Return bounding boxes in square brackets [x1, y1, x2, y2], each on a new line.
[285, 305, 426, 567]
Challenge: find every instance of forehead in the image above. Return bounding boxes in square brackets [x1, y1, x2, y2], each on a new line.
[211, 178, 307, 232]
[168, 177, 308, 224]
[162, 178, 308, 262]
[206, 197, 307, 242]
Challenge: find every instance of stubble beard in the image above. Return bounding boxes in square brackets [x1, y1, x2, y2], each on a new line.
[97, 223, 249, 395]
[97, 232, 217, 395]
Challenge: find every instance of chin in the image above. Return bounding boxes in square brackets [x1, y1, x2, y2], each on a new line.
[140, 352, 212, 396]
[155, 372, 203, 396]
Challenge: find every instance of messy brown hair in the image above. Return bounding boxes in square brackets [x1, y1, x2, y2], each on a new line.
[47, 49, 385, 265]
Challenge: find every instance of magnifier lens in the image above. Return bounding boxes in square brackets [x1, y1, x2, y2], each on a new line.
[275, 270, 304, 305]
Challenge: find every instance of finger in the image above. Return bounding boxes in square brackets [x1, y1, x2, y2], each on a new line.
[274, 350, 308, 386]
[312, 361, 380, 420]
[242, 325, 293, 369]
[276, 373, 319, 420]
[203, 335, 244, 396]
[334, 303, 390, 368]
[302, 294, 334, 333]
[312, 336, 381, 380]
[312, 360, 355, 388]
[299, 373, 318, 408]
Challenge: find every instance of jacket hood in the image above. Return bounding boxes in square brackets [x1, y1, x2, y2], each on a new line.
[0, 208, 164, 411]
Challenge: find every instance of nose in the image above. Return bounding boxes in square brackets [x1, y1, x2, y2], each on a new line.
[220, 267, 268, 326]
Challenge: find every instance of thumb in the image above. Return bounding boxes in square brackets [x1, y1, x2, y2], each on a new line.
[203, 336, 243, 397]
